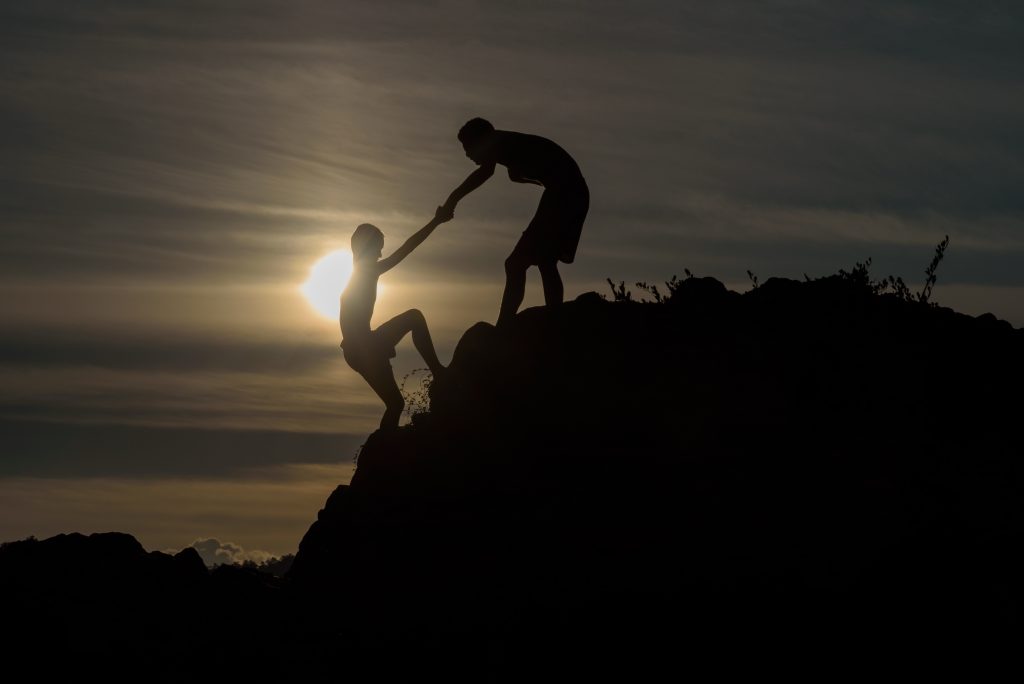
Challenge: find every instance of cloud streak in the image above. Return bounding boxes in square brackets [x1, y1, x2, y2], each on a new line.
[0, 420, 364, 478]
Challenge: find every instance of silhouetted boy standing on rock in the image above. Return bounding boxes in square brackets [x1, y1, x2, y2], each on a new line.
[443, 118, 589, 326]
[340, 207, 452, 430]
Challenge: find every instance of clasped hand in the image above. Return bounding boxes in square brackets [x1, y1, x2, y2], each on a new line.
[435, 204, 455, 223]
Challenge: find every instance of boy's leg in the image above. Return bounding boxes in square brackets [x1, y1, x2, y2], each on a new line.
[538, 260, 563, 307]
[359, 362, 404, 430]
[375, 309, 445, 376]
[500, 190, 560, 325]
[499, 249, 530, 327]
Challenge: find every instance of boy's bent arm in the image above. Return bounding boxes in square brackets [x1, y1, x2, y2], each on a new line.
[444, 163, 495, 210]
[377, 210, 449, 273]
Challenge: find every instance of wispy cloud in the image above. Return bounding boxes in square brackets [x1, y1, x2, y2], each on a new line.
[3, 1, 1022, 293]
[186, 537, 275, 567]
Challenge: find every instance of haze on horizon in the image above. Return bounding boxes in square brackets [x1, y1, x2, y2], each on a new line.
[2, 1, 1022, 558]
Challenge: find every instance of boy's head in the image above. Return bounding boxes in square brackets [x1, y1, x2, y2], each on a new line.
[458, 117, 495, 164]
[351, 223, 384, 262]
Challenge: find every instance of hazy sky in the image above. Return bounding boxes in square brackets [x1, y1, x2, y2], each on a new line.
[2, 1, 1022, 557]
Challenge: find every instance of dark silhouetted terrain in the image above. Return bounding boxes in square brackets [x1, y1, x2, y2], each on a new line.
[4, 274, 1022, 680]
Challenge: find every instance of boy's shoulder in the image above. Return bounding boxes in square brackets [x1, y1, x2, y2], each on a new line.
[345, 266, 381, 289]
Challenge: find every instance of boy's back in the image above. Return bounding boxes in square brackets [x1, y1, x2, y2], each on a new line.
[493, 130, 583, 187]
[340, 266, 378, 341]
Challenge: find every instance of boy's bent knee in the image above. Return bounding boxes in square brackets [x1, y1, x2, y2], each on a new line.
[505, 254, 528, 275]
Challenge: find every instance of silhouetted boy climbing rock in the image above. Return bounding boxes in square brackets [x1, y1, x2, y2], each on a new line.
[339, 207, 452, 429]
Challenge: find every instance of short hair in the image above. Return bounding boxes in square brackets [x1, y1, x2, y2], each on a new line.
[458, 117, 494, 145]
[351, 223, 384, 259]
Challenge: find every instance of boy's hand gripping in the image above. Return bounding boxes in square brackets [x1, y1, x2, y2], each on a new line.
[435, 204, 455, 223]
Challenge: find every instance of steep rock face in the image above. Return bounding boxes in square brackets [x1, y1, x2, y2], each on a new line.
[292, 277, 1022, 663]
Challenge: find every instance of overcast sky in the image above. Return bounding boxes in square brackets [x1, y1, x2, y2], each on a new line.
[2, 1, 1022, 556]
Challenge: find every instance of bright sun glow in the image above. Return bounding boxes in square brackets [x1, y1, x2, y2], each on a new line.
[301, 250, 353, 320]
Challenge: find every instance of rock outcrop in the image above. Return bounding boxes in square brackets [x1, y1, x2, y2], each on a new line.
[291, 276, 1022, 676]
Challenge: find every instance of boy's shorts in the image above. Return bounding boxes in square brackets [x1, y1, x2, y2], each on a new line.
[513, 179, 590, 265]
[340, 336, 396, 376]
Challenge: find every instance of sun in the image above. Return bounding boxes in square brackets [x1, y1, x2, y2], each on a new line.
[301, 250, 353, 320]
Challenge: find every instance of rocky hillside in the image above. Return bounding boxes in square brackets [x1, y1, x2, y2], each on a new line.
[291, 274, 1022, 677]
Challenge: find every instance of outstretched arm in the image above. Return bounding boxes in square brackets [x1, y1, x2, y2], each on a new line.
[377, 206, 453, 274]
[443, 162, 495, 211]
